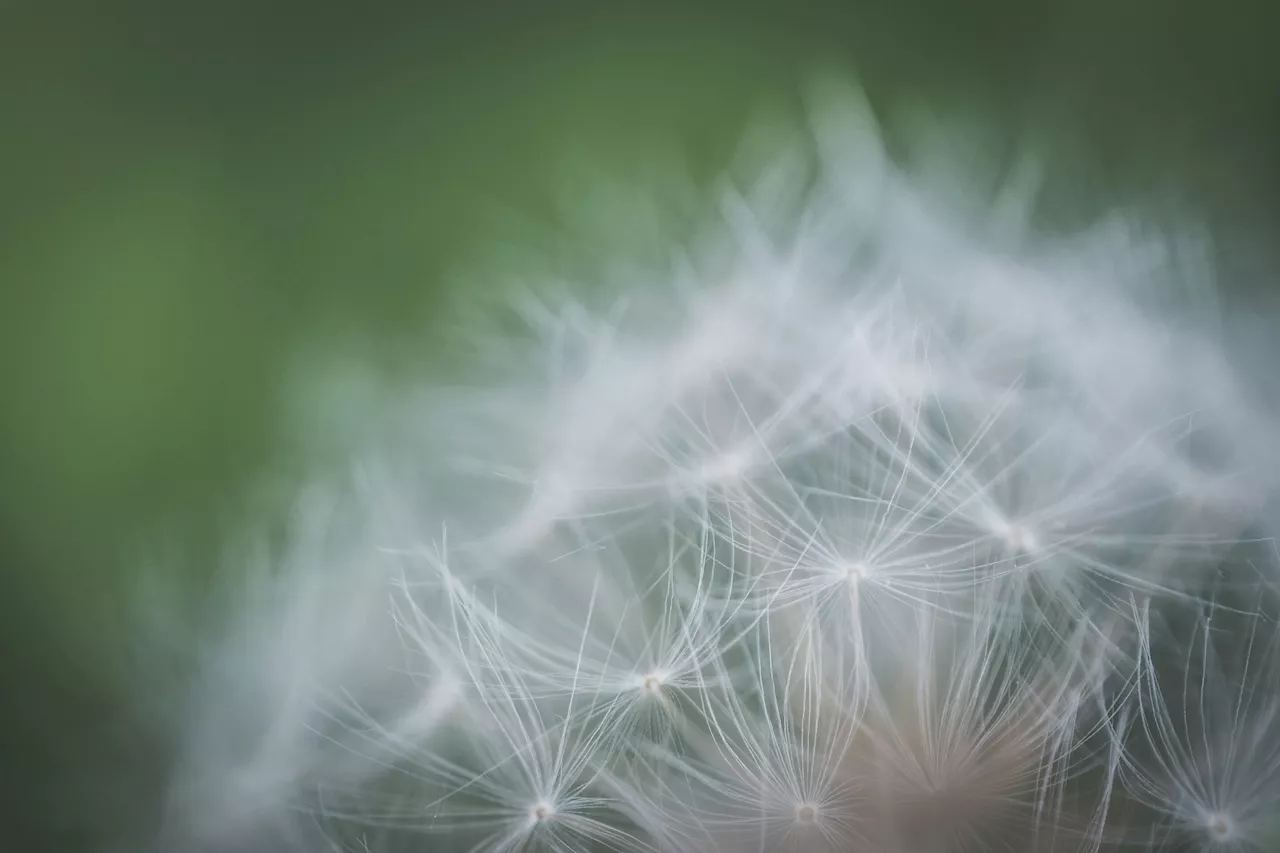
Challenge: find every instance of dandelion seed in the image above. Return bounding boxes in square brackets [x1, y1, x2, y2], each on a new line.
[639, 671, 665, 696]
[1206, 811, 1234, 842]
[1112, 595, 1280, 852]
[843, 561, 869, 584]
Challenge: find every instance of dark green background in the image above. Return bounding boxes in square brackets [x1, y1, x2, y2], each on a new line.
[1, 2, 1276, 849]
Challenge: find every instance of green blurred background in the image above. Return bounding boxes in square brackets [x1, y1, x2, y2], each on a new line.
[1, 1, 1276, 848]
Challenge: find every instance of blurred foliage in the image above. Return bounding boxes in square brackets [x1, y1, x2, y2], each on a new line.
[0, 0, 1276, 848]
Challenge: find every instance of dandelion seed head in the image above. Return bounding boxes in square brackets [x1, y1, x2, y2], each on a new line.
[136, 71, 1280, 853]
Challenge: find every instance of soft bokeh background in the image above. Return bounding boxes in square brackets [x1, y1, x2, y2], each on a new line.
[1, 1, 1276, 848]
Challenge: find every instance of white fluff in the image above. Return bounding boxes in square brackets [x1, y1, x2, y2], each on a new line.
[139, 76, 1280, 853]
